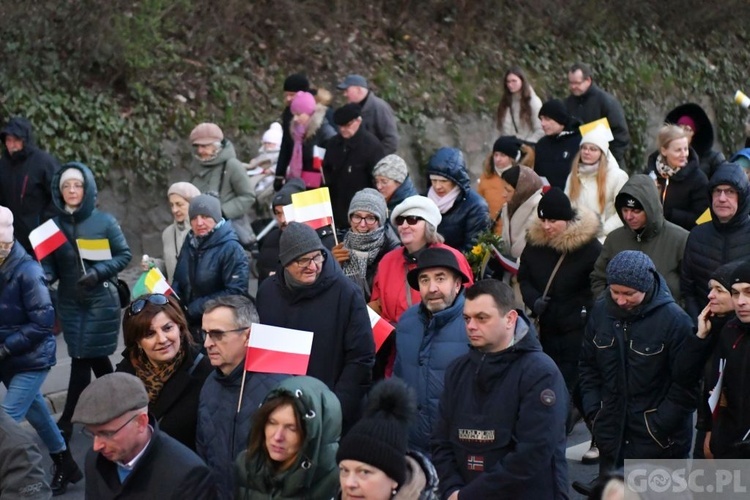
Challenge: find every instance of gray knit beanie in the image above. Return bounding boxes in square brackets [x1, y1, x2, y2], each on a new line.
[189, 193, 222, 222]
[348, 188, 387, 224]
[279, 222, 326, 266]
[167, 182, 201, 202]
[373, 155, 408, 184]
[606, 250, 656, 293]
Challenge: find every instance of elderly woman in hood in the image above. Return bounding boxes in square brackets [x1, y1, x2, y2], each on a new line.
[500, 165, 544, 259]
[425, 147, 490, 252]
[236, 376, 342, 500]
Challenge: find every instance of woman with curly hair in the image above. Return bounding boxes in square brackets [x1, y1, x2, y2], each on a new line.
[495, 66, 544, 143]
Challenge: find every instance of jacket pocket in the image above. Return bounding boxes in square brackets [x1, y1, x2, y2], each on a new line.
[643, 408, 673, 449]
[593, 331, 615, 349]
[629, 340, 664, 356]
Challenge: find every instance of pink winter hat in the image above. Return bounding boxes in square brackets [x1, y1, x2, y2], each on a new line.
[290, 92, 317, 116]
[0, 206, 14, 243]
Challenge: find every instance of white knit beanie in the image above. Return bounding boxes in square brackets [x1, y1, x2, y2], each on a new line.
[59, 168, 85, 190]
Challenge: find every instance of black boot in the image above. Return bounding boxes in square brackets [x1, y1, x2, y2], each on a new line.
[50, 448, 83, 496]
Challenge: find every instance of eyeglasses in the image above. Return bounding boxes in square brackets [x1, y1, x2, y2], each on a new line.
[82, 413, 140, 440]
[350, 214, 378, 225]
[200, 326, 249, 342]
[394, 215, 423, 226]
[128, 294, 169, 316]
[374, 179, 394, 187]
[294, 253, 324, 268]
[712, 187, 738, 198]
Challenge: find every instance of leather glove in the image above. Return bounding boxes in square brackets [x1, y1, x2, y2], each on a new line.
[532, 296, 550, 317]
[273, 176, 285, 192]
[76, 269, 99, 291]
[0, 345, 10, 361]
[331, 243, 350, 264]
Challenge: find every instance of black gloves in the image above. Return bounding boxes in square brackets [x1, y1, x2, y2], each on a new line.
[0, 345, 10, 361]
[76, 269, 99, 291]
[532, 296, 550, 317]
[273, 176, 285, 192]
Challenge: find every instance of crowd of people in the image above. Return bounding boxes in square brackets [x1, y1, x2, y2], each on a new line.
[2, 62, 750, 500]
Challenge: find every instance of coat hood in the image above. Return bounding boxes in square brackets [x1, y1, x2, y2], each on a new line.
[51, 162, 98, 221]
[426, 148, 471, 194]
[0, 116, 35, 147]
[526, 206, 602, 253]
[616, 174, 664, 239]
[708, 162, 750, 229]
[198, 138, 238, 168]
[665, 103, 715, 156]
[507, 166, 543, 217]
[263, 376, 341, 475]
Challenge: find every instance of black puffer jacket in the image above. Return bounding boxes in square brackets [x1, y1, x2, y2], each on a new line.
[579, 274, 696, 467]
[533, 120, 582, 189]
[681, 163, 750, 320]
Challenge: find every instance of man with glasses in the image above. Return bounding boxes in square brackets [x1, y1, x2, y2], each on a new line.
[682, 163, 750, 320]
[72, 372, 215, 499]
[196, 295, 286, 500]
[257, 222, 375, 432]
[322, 103, 385, 229]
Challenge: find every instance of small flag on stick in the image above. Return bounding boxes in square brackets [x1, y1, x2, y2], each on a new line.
[290, 188, 334, 230]
[244, 324, 313, 375]
[29, 220, 67, 260]
[76, 239, 112, 261]
[367, 306, 394, 352]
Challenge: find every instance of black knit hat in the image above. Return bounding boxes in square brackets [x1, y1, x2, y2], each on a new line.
[538, 99, 570, 126]
[615, 192, 644, 212]
[272, 178, 306, 207]
[731, 260, 750, 286]
[501, 165, 521, 188]
[492, 136, 522, 160]
[336, 379, 415, 487]
[283, 73, 310, 92]
[333, 103, 362, 126]
[712, 260, 744, 291]
[279, 222, 325, 267]
[606, 250, 656, 293]
[537, 187, 575, 221]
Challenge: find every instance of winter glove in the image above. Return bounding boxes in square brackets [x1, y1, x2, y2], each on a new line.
[76, 269, 99, 291]
[273, 176, 285, 192]
[532, 296, 550, 317]
[0, 345, 10, 361]
[331, 243, 350, 264]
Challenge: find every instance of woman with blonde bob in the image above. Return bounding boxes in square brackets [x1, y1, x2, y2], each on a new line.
[565, 124, 629, 239]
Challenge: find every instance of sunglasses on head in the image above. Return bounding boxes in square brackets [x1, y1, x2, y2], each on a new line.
[394, 215, 424, 226]
[128, 294, 169, 316]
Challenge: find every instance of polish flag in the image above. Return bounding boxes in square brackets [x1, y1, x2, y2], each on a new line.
[28, 220, 67, 260]
[291, 187, 334, 230]
[312, 145, 326, 171]
[367, 306, 394, 352]
[491, 244, 518, 276]
[245, 324, 314, 375]
[144, 268, 173, 296]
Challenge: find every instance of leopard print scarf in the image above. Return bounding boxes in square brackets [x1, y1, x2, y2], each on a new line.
[131, 345, 186, 403]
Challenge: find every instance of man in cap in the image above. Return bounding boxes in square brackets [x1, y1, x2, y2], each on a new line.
[256, 222, 375, 432]
[337, 74, 399, 154]
[72, 372, 215, 499]
[0, 116, 60, 255]
[564, 62, 631, 165]
[172, 194, 250, 336]
[323, 103, 385, 229]
[533, 99, 582, 189]
[591, 175, 688, 301]
[432, 279, 568, 499]
[393, 247, 470, 455]
[196, 295, 286, 500]
[579, 251, 695, 481]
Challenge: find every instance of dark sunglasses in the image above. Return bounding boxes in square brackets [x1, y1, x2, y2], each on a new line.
[128, 294, 169, 316]
[394, 215, 424, 226]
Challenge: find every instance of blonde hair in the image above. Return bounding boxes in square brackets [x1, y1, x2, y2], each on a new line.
[567, 146, 609, 213]
[657, 124, 688, 151]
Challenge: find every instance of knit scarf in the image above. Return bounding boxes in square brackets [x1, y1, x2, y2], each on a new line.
[655, 155, 680, 178]
[577, 162, 599, 177]
[130, 344, 186, 403]
[427, 185, 462, 214]
[342, 227, 386, 284]
[287, 123, 306, 180]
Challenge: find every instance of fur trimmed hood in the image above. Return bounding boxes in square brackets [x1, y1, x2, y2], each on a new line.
[289, 103, 330, 141]
[526, 206, 601, 253]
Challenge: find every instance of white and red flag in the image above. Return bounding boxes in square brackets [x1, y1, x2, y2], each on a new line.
[367, 306, 395, 352]
[28, 219, 67, 260]
[244, 323, 314, 375]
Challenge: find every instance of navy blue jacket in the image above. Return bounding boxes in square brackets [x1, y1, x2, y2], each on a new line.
[426, 148, 490, 252]
[0, 242, 56, 374]
[172, 220, 250, 326]
[256, 251, 375, 432]
[394, 292, 469, 455]
[579, 274, 696, 467]
[196, 363, 287, 500]
[44, 163, 132, 358]
[681, 163, 750, 320]
[432, 314, 569, 499]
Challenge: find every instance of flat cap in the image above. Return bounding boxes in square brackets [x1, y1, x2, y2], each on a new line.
[72, 373, 149, 425]
[337, 74, 368, 90]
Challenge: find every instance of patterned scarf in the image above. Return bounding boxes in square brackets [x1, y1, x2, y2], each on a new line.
[342, 227, 386, 285]
[287, 123, 306, 180]
[130, 344, 186, 403]
[655, 155, 680, 178]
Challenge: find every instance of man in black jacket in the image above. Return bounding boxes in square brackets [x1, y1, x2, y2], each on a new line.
[73, 373, 216, 499]
[0, 117, 59, 255]
[564, 62, 631, 166]
[323, 103, 385, 229]
[534, 99, 582, 189]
